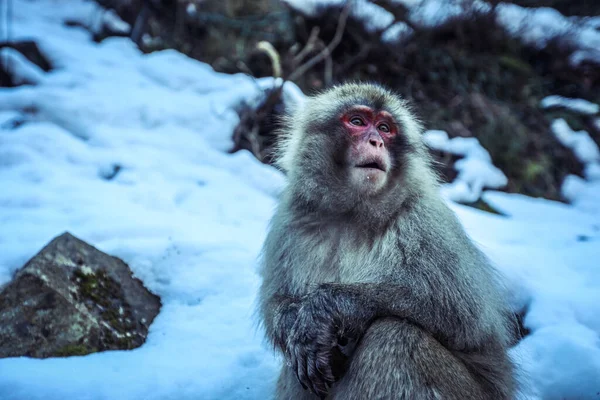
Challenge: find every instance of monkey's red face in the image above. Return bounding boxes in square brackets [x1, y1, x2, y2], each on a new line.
[341, 106, 396, 193]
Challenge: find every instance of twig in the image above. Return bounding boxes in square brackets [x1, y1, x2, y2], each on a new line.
[338, 28, 372, 74]
[235, 60, 255, 76]
[339, 43, 371, 74]
[288, 2, 352, 82]
[256, 41, 282, 78]
[324, 52, 333, 86]
[293, 26, 320, 65]
[131, 4, 150, 45]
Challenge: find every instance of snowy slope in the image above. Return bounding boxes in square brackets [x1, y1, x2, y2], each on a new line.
[0, 1, 599, 399]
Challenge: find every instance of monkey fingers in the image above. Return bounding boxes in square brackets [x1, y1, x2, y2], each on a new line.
[290, 339, 334, 398]
[287, 342, 307, 390]
[287, 319, 337, 396]
[308, 344, 336, 397]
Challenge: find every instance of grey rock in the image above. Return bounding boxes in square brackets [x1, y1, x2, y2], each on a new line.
[0, 232, 161, 358]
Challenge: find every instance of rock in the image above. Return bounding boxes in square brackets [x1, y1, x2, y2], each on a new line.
[0, 232, 161, 358]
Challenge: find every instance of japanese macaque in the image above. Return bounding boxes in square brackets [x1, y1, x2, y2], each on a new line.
[258, 83, 516, 399]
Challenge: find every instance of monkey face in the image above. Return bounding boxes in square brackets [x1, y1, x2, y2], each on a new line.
[278, 83, 427, 218]
[340, 105, 396, 195]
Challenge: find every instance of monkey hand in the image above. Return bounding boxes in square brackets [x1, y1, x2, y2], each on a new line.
[286, 288, 347, 399]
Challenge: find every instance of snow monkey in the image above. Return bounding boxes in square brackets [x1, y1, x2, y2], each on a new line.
[258, 83, 516, 399]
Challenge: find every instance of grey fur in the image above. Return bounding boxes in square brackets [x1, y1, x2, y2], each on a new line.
[258, 83, 516, 399]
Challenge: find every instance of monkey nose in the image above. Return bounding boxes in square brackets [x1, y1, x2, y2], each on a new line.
[368, 135, 384, 148]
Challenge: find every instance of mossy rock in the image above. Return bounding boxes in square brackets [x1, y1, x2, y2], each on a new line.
[55, 344, 97, 357]
[0, 232, 161, 359]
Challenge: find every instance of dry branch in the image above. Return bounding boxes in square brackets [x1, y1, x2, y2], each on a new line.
[293, 27, 321, 65]
[256, 41, 282, 78]
[288, 2, 351, 82]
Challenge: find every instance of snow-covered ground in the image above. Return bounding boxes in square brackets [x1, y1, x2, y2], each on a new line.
[0, 1, 599, 399]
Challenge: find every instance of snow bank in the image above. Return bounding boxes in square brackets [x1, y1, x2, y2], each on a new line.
[550, 118, 600, 214]
[0, 1, 599, 399]
[541, 95, 599, 115]
[423, 130, 507, 203]
[0, 48, 46, 85]
[287, 0, 600, 67]
[103, 9, 131, 34]
[283, 0, 415, 43]
[551, 119, 600, 165]
[284, 0, 393, 30]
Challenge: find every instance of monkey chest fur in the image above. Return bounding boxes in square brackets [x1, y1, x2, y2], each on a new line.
[286, 225, 404, 292]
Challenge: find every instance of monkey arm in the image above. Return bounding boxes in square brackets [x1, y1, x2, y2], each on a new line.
[261, 294, 301, 353]
[311, 282, 484, 348]
[287, 280, 488, 397]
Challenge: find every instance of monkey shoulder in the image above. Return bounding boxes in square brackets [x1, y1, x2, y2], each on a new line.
[393, 197, 491, 268]
[390, 200, 507, 309]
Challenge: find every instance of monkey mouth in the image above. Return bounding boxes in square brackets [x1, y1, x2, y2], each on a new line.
[355, 160, 386, 172]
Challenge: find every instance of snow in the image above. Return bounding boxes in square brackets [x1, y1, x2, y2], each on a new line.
[423, 130, 507, 203]
[494, 3, 600, 67]
[186, 3, 198, 17]
[541, 95, 600, 115]
[408, 0, 478, 29]
[582, 16, 600, 30]
[0, 1, 599, 400]
[283, 0, 416, 43]
[283, 0, 470, 42]
[381, 21, 413, 43]
[551, 118, 600, 165]
[586, 163, 600, 182]
[562, 176, 600, 214]
[103, 9, 131, 34]
[288, 0, 600, 67]
[496, 5, 568, 48]
[548, 118, 600, 213]
[0, 48, 46, 85]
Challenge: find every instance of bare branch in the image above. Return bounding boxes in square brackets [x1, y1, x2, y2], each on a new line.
[324, 53, 333, 86]
[288, 2, 352, 82]
[130, 4, 150, 45]
[256, 41, 282, 79]
[293, 27, 321, 65]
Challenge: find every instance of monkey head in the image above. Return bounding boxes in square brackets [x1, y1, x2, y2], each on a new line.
[277, 83, 436, 220]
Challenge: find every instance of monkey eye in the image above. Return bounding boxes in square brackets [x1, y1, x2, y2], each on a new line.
[377, 123, 390, 133]
[350, 116, 365, 126]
